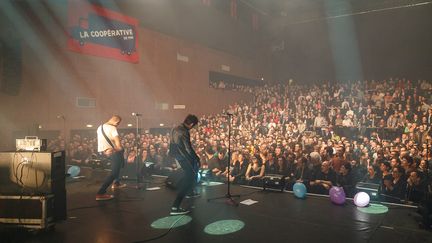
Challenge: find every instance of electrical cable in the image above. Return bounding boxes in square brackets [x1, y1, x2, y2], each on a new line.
[68, 205, 102, 212]
[289, 1, 432, 25]
[132, 215, 187, 243]
[67, 197, 147, 211]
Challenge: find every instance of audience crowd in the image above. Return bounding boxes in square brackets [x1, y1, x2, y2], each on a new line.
[61, 78, 432, 206]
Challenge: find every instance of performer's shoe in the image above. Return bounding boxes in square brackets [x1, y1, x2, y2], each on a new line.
[185, 192, 200, 198]
[96, 194, 114, 201]
[111, 183, 127, 190]
[170, 207, 190, 215]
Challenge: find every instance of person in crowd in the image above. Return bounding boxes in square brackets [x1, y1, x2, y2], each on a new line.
[401, 155, 416, 176]
[406, 170, 428, 203]
[154, 143, 177, 174]
[288, 156, 310, 190]
[276, 156, 290, 177]
[382, 166, 407, 202]
[217, 149, 229, 175]
[309, 161, 336, 195]
[418, 159, 429, 176]
[351, 158, 367, 185]
[146, 145, 158, 163]
[222, 151, 238, 179]
[245, 156, 265, 186]
[380, 161, 392, 182]
[206, 147, 225, 180]
[363, 165, 381, 184]
[390, 157, 401, 169]
[228, 152, 249, 184]
[70, 145, 91, 164]
[331, 146, 347, 173]
[264, 152, 279, 174]
[337, 163, 354, 197]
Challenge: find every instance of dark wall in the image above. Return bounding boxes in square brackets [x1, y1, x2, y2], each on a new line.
[0, 13, 22, 96]
[94, 0, 264, 59]
[271, 4, 432, 83]
[355, 5, 432, 80]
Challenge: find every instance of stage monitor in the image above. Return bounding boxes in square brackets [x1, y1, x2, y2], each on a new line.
[355, 182, 381, 201]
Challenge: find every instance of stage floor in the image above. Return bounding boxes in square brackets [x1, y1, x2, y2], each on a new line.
[1, 169, 431, 243]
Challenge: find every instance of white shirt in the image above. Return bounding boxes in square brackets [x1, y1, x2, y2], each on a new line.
[342, 118, 353, 127]
[97, 124, 119, 152]
[314, 116, 325, 127]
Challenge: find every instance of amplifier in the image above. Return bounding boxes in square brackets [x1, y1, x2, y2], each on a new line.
[16, 136, 46, 152]
[0, 151, 67, 221]
[0, 194, 55, 229]
[263, 174, 286, 192]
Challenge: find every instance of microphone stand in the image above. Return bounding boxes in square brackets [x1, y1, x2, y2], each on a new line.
[207, 113, 240, 206]
[426, 138, 431, 193]
[57, 115, 66, 151]
[130, 113, 142, 189]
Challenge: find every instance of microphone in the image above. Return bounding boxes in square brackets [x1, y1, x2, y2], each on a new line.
[132, 112, 142, 116]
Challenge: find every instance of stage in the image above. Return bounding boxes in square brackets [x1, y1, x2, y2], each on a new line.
[1, 169, 431, 243]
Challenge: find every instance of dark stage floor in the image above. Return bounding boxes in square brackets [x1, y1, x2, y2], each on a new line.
[1, 169, 431, 243]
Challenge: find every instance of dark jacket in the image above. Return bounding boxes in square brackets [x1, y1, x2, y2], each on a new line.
[406, 179, 427, 203]
[169, 124, 200, 166]
[228, 160, 249, 184]
[337, 172, 354, 197]
[383, 178, 407, 202]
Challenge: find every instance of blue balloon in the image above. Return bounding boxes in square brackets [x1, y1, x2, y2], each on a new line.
[293, 182, 307, 198]
[329, 186, 346, 205]
[68, 166, 80, 177]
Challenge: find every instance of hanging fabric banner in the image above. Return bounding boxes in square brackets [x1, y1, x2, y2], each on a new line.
[67, 0, 139, 63]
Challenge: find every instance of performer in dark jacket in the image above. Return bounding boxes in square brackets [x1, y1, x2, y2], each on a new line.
[168, 114, 200, 215]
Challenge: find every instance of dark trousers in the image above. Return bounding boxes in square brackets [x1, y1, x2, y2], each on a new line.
[97, 151, 123, 195]
[172, 159, 196, 208]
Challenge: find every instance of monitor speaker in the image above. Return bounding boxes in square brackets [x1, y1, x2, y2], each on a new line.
[263, 174, 286, 192]
[355, 182, 381, 200]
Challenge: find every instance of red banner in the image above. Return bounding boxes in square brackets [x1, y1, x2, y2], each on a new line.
[67, 1, 139, 63]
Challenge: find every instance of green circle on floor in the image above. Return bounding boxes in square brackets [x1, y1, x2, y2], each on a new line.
[204, 220, 245, 235]
[357, 203, 389, 214]
[151, 215, 192, 229]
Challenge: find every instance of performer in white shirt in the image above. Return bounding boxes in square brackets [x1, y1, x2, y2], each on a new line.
[95, 115, 125, 201]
